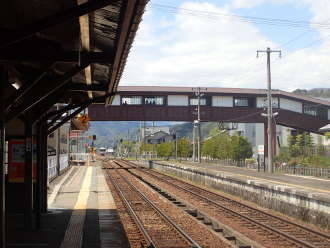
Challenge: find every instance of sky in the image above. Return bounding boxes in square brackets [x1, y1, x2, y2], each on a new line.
[120, 0, 330, 92]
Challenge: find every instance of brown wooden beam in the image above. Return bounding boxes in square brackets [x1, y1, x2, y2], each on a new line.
[5, 62, 55, 111]
[0, 51, 114, 64]
[5, 64, 89, 122]
[47, 92, 115, 133]
[30, 85, 69, 124]
[67, 83, 107, 92]
[48, 104, 89, 135]
[0, 0, 116, 48]
[106, 0, 139, 103]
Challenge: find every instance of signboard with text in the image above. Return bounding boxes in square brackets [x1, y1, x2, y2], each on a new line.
[8, 139, 37, 183]
[257, 145, 264, 155]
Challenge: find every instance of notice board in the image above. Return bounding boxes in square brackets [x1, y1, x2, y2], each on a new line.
[8, 139, 36, 183]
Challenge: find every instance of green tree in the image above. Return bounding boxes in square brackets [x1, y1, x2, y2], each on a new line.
[209, 127, 221, 137]
[325, 132, 330, 140]
[140, 143, 153, 153]
[216, 133, 231, 159]
[177, 138, 192, 158]
[287, 134, 299, 157]
[202, 137, 218, 159]
[229, 135, 253, 163]
[303, 132, 313, 148]
[202, 132, 231, 160]
[157, 142, 174, 159]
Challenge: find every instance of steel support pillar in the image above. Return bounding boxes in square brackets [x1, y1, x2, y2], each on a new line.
[24, 113, 34, 230]
[36, 119, 46, 229]
[41, 124, 48, 213]
[0, 66, 7, 247]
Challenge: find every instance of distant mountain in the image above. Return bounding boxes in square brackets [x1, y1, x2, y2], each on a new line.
[292, 88, 330, 99]
[88, 120, 219, 147]
[170, 122, 219, 140]
[88, 121, 182, 147]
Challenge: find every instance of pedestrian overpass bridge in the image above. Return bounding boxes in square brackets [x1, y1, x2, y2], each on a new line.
[89, 86, 330, 134]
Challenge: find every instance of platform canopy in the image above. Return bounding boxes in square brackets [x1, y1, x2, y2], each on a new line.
[1, 0, 148, 123]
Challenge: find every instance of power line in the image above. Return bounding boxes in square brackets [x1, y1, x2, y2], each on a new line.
[149, 3, 330, 90]
[152, 3, 330, 30]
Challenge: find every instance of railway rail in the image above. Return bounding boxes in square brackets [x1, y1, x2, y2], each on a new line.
[116, 159, 330, 248]
[104, 161, 204, 248]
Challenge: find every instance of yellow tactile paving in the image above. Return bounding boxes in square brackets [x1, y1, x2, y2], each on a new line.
[60, 167, 93, 248]
[74, 167, 93, 209]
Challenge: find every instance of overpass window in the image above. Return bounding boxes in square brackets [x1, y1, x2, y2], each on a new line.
[317, 108, 327, 120]
[304, 104, 327, 120]
[190, 98, 206, 105]
[303, 105, 317, 116]
[121, 96, 142, 105]
[234, 97, 249, 107]
[144, 96, 164, 105]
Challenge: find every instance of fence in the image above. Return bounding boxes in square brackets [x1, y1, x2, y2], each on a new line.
[274, 165, 330, 178]
[69, 153, 89, 163]
[48, 155, 57, 182]
[202, 158, 330, 178]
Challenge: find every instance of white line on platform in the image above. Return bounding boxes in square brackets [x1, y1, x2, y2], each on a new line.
[48, 167, 74, 206]
[284, 174, 330, 182]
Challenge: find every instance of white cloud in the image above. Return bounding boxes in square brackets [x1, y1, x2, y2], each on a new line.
[121, 1, 330, 91]
[229, 0, 267, 9]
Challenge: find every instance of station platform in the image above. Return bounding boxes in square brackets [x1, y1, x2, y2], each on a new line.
[145, 160, 330, 228]
[6, 162, 129, 248]
[172, 161, 330, 195]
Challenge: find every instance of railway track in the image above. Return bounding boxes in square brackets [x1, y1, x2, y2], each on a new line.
[104, 161, 204, 248]
[116, 159, 330, 248]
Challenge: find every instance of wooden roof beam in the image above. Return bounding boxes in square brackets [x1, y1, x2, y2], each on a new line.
[0, 51, 115, 63]
[106, 0, 139, 101]
[0, 0, 117, 48]
[5, 64, 89, 122]
[67, 83, 107, 92]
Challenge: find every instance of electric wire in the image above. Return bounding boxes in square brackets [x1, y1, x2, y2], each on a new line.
[152, 3, 330, 30]
[149, 2, 330, 97]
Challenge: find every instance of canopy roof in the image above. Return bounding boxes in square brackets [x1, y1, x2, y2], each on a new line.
[2, 0, 148, 122]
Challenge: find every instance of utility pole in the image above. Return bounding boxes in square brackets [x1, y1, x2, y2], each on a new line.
[192, 124, 196, 162]
[257, 47, 281, 173]
[192, 87, 207, 163]
[175, 133, 178, 160]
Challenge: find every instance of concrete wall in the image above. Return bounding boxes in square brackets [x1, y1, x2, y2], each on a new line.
[212, 96, 233, 107]
[146, 162, 330, 229]
[167, 95, 188, 106]
[280, 98, 302, 113]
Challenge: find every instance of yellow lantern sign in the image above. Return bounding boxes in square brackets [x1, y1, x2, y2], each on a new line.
[78, 114, 90, 125]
